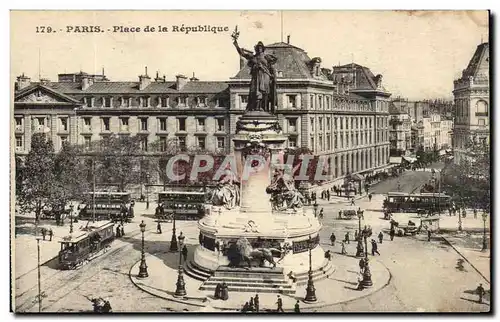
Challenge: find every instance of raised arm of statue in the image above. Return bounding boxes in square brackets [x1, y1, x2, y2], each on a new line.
[233, 40, 253, 60]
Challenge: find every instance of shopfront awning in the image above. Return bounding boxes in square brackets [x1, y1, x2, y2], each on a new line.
[389, 157, 402, 164]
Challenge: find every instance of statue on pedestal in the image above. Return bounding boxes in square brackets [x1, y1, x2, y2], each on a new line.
[267, 168, 305, 211]
[232, 26, 278, 114]
[209, 169, 240, 209]
[227, 237, 283, 269]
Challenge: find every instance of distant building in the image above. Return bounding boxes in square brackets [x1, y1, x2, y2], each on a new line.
[452, 42, 490, 164]
[388, 99, 412, 156]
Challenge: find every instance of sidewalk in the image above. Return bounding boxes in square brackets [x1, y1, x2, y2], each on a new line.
[14, 218, 112, 278]
[130, 251, 391, 311]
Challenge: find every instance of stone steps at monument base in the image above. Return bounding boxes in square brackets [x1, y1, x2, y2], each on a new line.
[184, 261, 212, 281]
[204, 276, 290, 285]
[295, 261, 335, 286]
[213, 270, 285, 279]
[199, 283, 296, 295]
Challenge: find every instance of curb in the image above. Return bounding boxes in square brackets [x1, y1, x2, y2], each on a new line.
[129, 260, 208, 308]
[441, 236, 490, 284]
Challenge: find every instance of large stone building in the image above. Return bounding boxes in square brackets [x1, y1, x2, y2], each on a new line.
[452, 42, 490, 164]
[14, 40, 392, 186]
[389, 99, 412, 156]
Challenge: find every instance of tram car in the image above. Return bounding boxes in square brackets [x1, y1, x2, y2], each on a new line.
[155, 191, 208, 221]
[79, 192, 134, 222]
[58, 222, 115, 269]
[383, 192, 452, 213]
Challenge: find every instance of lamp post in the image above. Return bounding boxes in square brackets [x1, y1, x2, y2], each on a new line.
[146, 172, 150, 210]
[169, 209, 178, 252]
[304, 235, 317, 302]
[313, 201, 319, 218]
[69, 205, 74, 234]
[361, 226, 373, 288]
[458, 207, 463, 232]
[36, 237, 42, 312]
[174, 232, 187, 297]
[138, 220, 149, 278]
[481, 212, 488, 251]
[355, 213, 364, 257]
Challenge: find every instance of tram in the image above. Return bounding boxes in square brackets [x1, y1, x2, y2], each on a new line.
[155, 191, 208, 221]
[383, 192, 452, 213]
[58, 222, 115, 269]
[78, 192, 134, 222]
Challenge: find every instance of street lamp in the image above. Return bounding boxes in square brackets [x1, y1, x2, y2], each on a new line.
[138, 220, 149, 278]
[355, 213, 365, 257]
[313, 201, 319, 218]
[360, 226, 373, 288]
[35, 237, 43, 312]
[304, 235, 317, 302]
[169, 209, 178, 252]
[481, 212, 488, 251]
[146, 172, 151, 210]
[458, 207, 463, 232]
[174, 232, 187, 297]
[69, 204, 74, 234]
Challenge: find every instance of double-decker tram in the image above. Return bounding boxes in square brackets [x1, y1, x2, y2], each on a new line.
[58, 222, 115, 269]
[383, 192, 452, 213]
[155, 191, 208, 221]
[78, 192, 134, 222]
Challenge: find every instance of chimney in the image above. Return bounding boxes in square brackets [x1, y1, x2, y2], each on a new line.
[40, 78, 50, 86]
[176, 74, 187, 90]
[287, 35, 290, 44]
[81, 76, 93, 90]
[16, 73, 31, 90]
[139, 66, 151, 90]
[190, 72, 199, 82]
[154, 71, 164, 82]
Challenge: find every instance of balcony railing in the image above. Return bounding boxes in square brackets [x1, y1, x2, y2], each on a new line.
[475, 112, 488, 117]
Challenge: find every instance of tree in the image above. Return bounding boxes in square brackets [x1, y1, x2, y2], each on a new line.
[17, 134, 56, 222]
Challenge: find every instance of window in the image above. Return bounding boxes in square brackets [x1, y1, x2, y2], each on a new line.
[15, 117, 23, 130]
[319, 117, 323, 131]
[159, 118, 167, 131]
[340, 133, 344, 149]
[217, 137, 225, 149]
[159, 136, 167, 152]
[104, 97, 111, 107]
[318, 96, 323, 110]
[178, 118, 186, 131]
[140, 136, 148, 152]
[84, 117, 91, 128]
[60, 118, 68, 132]
[197, 118, 206, 132]
[142, 97, 149, 108]
[102, 117, 110, 131]
[478, 119, 486, 126]
[198, 97, 207, 107]
[140, 118, 148, 131]
[310, 136, 315, 150]
[60, 136, 68, 146]
[334, 134, 338, 149]
[197, 136, 206, 150]
[288, 118, 297, 132]
[178, 97, 187, 106]
[356, 133, 359, 146]
[334, 117, 338, 131]
[319, 135, 323, 151]
[287, 95, 297, 108]
[160, 97, 169, 108]
[120, 117, 129, 131]
[326, 117, 331, 131]
[37, 117, 45, 127]
[240, 95, 248, 108]
[288, 137, 297, 148]
[326, 96, 330, 109]
[122, 97, 130, 107]
[310, 94, 315, 109]
[84, 136, 91, 149]
[326, 134, 331, 150]
[216, 118, 225, 132]
[310, 117, 315, 132]
[15, 136, 23, 148]
[85, 97, 93, 107]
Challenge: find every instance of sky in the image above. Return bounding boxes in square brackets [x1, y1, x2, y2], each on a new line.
[10, 10, 489, 100]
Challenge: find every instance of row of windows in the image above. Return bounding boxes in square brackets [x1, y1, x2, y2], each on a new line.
[308, 131, 385, 152]
[82, 96, 227, 108]
[307, 116, 386, 132]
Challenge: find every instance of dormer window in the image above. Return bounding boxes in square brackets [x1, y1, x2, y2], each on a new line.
[197, 97, 207, 107]
[287, 95, 297, 108]
[178, 97, 187, 107]
[103, 97, 111, 107]
[160, 97, 169, 108]
[121, 97, 130, 107]
[85, 97, 93, 107]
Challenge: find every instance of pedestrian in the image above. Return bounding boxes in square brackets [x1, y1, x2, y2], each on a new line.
[254, 294, 259, 312]
[338, 210, 343, 219]
[214, 283, 223, 299]
[319, 208, 324, 219]
[182, 245, 188, 262]
[378, 231, 383, 244]
[116, 225, 121, 238]
[294, 300, 301, 313]
[276, 295, 284, 312]
[359, 258, 365, 274]
[448, 208, 452, 217]
[354, 230, 358, 241]
[48, 228, 53, 241]
[241, 302, 250, 313]
[156, 221, 162, 234]
[351, 197, 356, 206]
[341, 241, 347, 255]
[345, 232, 350, 244]
[474, 208, 478, 219]
[476, 283, 485, 303]
[120, 225, 125, 237]
[324, 250, 332, 261]
[462, 209, 467, 218]
[453, 208, 457, 216]
[220, 282, 229, 300]
[327, 190, 330, 202]
[371, 239, 380, 256]
[249, 297, 255, 311]
[427, 230, 431, 242]
[41, 228, 46, 241]
[390, 229, 395, 241]
[330, 232, 336, 245]
[368, 193, 372, 202]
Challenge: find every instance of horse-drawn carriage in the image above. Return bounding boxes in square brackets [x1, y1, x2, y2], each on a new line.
[338, 205, 359, 220]
[390, 219, 420, 236]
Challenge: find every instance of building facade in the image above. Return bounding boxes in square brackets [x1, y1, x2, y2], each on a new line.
[14, 41, 392, 186]
[452, 42, 489, 164]
[389, 99, 412, 156]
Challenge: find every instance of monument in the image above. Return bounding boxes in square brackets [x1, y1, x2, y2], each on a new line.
[186, 28, 334, 296]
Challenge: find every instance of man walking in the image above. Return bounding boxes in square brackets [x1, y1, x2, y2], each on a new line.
[182, 245, 188, 262]
[120, 225, 125, 237]
[368, 193, 372, 202]
[294, 300, 301, 313]
[354, 230, 358, 241]
[254, 294, 259, 312]
[378, 231, 383, 244]
[351, 197, 356, 206]
[48, 229, 53, 241]
[345, 232, 350, 244]
[427, 230, 431, 242]
[330, 232, 336, 246]
[156, 221, 162, 234]
[371, 239, 380, 256]
[476, 283, 485, 303]
[390, 229, 395, 241]
[41, 228, 47, 241]
[319, 208, 324, 220]
[474, 208, 478, 219]
[341, 241, 347, 255]
[276, 295, 284, 312]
